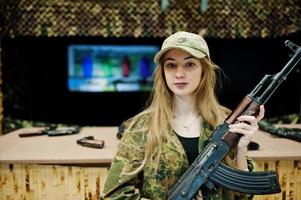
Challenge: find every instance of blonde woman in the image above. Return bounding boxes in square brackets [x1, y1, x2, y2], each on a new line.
[101, 31, 264, 200]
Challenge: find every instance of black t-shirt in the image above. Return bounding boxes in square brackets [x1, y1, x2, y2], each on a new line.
[175, 132, 199, 165]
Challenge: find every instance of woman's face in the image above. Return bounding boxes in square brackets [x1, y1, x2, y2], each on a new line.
[162, 49, 203, 97]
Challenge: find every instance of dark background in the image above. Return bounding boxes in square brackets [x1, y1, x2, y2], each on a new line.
[2, 32, 301, 126]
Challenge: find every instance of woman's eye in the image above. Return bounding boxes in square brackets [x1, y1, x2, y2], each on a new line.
[186, 62, 195, 68]
[165, 63, 176, 68]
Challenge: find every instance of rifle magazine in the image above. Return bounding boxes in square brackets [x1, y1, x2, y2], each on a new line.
[209, 162, 281, 195]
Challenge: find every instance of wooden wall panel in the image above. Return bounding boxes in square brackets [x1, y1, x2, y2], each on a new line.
[0, 164, 109, 200]
[254, 160, 301, 200]
[0, 160, 300, 200]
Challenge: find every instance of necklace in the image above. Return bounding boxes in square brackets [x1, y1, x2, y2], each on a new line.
[181, 115, 199, 131]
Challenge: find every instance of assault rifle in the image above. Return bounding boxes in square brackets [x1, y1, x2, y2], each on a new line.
[168, 40, 301, 200]
[259, 120, 301, 142]
[19, 125, 81, 137]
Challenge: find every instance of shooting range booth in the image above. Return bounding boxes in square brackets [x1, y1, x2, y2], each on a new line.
[0, 1, 301, 200]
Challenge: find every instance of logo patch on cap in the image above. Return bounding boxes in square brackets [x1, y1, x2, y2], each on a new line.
[176, 37, 187, 44]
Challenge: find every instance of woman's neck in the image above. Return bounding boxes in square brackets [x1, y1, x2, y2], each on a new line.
[171, 94, 201, 138]
[173, 95, 198, 117]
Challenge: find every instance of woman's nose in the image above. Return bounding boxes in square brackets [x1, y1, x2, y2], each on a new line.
[175, 66, 185, 78]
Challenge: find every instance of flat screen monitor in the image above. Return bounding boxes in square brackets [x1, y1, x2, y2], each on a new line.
[68, 45, 159, 92]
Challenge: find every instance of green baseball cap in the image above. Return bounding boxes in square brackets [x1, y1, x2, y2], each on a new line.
[154, 31, 210, 64]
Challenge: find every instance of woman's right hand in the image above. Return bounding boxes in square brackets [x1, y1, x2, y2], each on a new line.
[192, 190, 203, 200]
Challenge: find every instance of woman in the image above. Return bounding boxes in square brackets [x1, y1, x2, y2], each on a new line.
[101, 31, 264, 200]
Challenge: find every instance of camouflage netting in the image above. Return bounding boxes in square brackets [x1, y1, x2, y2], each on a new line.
[1, 0, 300, 39]
[0, 0, 300, 134]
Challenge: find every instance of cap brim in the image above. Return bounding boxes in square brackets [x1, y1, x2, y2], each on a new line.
[154, 46, 207, 64]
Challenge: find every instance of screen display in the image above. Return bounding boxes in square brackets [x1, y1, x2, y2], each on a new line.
[68, 45, 159, 92]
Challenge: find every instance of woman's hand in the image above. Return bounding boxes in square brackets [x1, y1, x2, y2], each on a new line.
[228, 105, 265, 149]
[228, 105, 265, 170]
[192, 190, 203, 200]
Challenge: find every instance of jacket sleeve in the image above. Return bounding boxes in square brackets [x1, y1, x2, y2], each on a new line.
[100, 128, 150, 200]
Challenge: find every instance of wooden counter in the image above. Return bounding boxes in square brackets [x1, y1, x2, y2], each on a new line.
[248, 125, 301, 200]
[248, 129, 301, 160]
[1, 126, 300, 164]
[0, 127, 118, 200]
[0, 126, 300, 200]
[0, 127, 119, 164]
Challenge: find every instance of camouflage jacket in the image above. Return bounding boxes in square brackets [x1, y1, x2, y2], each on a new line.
[101, 119, 255, 200]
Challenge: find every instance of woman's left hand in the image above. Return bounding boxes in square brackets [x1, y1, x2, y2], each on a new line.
[228, 105, 265, 149]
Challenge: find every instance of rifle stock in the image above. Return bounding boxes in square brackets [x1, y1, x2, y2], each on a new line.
[167, 40, 301, 200]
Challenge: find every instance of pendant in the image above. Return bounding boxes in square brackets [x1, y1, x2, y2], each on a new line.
[183, 126, 189, 131]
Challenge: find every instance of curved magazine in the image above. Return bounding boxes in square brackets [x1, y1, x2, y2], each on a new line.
[209, 162, 281, 194]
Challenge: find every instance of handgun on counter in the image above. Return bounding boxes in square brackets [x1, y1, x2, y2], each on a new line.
[19, 125, 81, 137]
[76, 136, 105, 149]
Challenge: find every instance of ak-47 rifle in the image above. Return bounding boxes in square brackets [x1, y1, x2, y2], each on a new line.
[168, 40, 301, 200]
[259, 120, 301, 142]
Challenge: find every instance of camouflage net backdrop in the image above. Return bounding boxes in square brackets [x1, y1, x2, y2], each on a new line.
[0, 0, 300, 134]
[1, 0, 300, 39]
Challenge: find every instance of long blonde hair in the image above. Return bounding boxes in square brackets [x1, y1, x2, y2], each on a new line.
[125, 57, 229, 175]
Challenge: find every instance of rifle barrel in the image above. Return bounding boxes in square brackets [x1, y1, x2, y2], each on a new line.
[256, 41, 301, 104]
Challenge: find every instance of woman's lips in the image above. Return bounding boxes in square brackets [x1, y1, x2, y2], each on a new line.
[174, 82, 188, 89]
